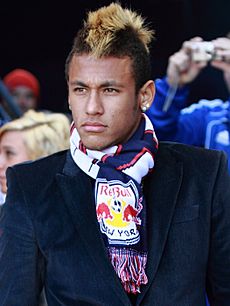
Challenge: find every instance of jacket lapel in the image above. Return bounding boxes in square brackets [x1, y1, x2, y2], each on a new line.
[137, 147, 183, 304]
[56, 152, 131, 305]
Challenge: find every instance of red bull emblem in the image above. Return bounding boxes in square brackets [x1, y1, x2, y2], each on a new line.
[95, 179, 142, 245]
[123, 204, 141, 225]
[96, 202, 113, 221]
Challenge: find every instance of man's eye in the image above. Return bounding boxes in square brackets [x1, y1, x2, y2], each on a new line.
[74, 87, 86, 93]
[104, 88, 119, 93]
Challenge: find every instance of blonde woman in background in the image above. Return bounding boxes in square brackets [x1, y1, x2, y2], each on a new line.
[0, 109, 70, 206]
[0, 110, 70, 306]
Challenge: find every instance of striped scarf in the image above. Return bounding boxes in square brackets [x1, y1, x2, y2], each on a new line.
[70, 114, 158, 294]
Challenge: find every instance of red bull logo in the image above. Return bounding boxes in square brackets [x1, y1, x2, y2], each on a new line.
[123, 204, 141, 225]
[95, 179, 142, 245]
[96, 202, 113, 221]
[99, 184, 132, 198]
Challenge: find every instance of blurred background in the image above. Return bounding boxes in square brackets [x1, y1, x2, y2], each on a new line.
[1, 0, 230, 113]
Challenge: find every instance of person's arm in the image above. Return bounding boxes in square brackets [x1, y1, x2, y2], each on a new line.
[148, 78, 214, 146]
[147, 38, 212, 145]
[167, 37, 208, 88]
[206, 152, 230, 305]
[0, 167, 44, 305]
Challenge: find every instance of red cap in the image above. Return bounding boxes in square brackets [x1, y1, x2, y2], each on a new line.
[3, 69, 40, 98]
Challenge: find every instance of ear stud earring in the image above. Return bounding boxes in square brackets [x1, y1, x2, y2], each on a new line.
[141, 104, 149, 112]
[141, 105, 147, 112]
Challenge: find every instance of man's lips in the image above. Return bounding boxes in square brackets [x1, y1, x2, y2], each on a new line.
[81, 122, 107, 132]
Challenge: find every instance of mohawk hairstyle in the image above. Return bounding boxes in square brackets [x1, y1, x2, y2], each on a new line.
[84, 2, 153, 57]
[65, 2, 155, 91]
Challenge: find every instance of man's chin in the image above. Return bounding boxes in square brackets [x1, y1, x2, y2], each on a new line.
[84, 143, 107, 151]
[81, 136, 109, 151]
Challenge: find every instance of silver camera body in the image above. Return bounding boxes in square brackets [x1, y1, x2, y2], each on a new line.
[191, 42, 216, 62]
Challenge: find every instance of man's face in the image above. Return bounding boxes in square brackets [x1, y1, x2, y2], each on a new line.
[68, 54, 143, 150]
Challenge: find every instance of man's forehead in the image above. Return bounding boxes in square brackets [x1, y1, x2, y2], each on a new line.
[68, 54, 134, 84]
[70, 54, 132, 70]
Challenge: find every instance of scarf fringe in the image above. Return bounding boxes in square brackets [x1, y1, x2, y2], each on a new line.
[108, 247, 148, 294]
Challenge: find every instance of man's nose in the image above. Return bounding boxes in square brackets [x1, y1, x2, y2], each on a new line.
[86, 91, 104, 115]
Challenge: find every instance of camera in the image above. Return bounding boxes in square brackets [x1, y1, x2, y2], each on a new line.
[191, 42, 216, 62]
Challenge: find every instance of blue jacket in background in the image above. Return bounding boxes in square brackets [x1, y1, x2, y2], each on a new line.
[147, 77, 230, 172]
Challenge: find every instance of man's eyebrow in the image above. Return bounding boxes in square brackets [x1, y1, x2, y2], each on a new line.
[100, 81, 124, 88]
[69, 80, 125, 89]
[69, 80, 87, 87]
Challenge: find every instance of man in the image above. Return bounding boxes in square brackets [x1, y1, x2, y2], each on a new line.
[146, 36, 230, 172]
[3, 68, 40, 113]
[0, 3, 230, 305]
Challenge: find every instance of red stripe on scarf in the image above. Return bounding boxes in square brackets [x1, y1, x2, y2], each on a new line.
[116, 147, 154, 171]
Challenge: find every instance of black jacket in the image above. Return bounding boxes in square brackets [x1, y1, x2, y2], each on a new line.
[0, 142, 230, 306]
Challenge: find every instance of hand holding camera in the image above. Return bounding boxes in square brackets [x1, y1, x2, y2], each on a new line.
[167, 37, 208, 87]
[210, 37, 230, 75]
[190, 41, 217, 62]
[191, 38, 230, 63]
[166, 36, 230, 87]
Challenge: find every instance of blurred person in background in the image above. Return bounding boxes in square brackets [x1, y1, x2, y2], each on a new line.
[147, 35, 230, 171]
[0, 109, 70, 209]
[3, 68, 40, 114]
[0, 109, 70, 305]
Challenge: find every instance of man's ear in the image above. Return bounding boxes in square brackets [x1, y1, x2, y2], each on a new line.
[139, 80, 155, 112]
